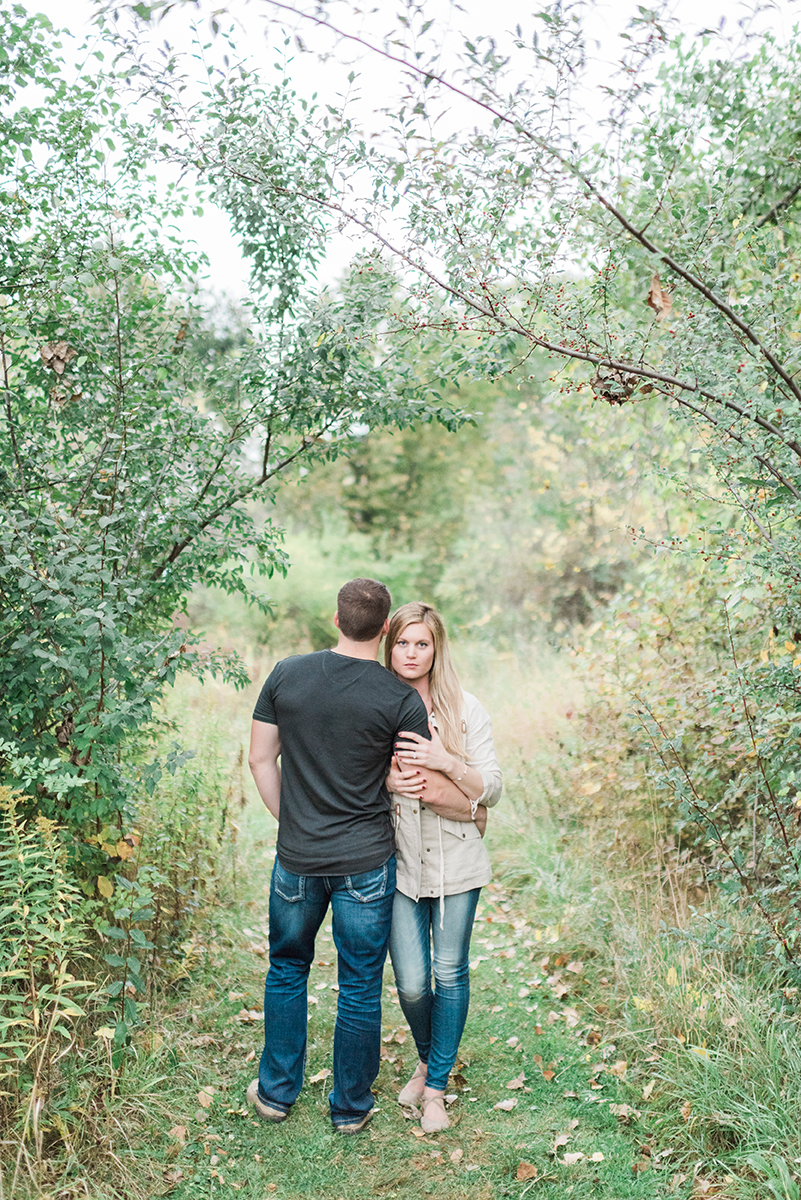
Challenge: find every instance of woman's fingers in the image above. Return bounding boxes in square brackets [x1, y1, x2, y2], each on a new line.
[390, 777, 425, 797]
[396, 731, 425, 754]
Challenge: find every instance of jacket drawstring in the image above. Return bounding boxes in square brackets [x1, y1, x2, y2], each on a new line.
[437, 815, 445, 929]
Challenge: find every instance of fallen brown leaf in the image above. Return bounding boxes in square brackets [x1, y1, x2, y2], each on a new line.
[516, 1161, 538, 1181]
[235, 1009, 264, 1023]
[308, 1069, 331, 1083]
[197, 1087, 214, 1109]
[506, 1073, 526, 1089]
[610, 1103, 640, 1123]
[168, 1125, 187, 1143]
[494, 1097, 518, 1111]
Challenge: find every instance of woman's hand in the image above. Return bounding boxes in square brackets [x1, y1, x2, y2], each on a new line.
[387, 755, 426, 798]
[395, 719, 457, 774]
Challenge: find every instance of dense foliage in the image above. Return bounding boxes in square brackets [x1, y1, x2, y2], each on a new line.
[0, 6, 467, 857]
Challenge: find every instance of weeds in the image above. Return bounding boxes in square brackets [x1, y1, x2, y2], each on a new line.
[0, 789, 102, 1194]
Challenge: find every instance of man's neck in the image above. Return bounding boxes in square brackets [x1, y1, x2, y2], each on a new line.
[330, 634, 382, 662]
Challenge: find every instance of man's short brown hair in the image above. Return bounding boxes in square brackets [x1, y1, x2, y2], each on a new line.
[336, 578, 392, 641]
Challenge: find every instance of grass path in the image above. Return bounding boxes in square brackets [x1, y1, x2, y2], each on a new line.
[135, 850, 674, 1200]
[109, 650, 685, 1200]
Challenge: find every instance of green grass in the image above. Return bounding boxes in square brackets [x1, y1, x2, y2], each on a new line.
[75, 864, 665, 1200]
[6, 646, 800, 1200]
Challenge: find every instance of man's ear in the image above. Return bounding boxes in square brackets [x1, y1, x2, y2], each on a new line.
[334, 612, 340, 630]
[380, 617, 390, 640]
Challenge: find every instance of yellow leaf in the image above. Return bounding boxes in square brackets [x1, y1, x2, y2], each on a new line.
[94, 1026, 116, 1039]
[689, 1045, 710, 1059]
[116, 839, 135, 860]
[590, 1152, 605, 1162]
[308, 1069, 331, 1084]
[96, 876, 114, 899]
[632, 995, 653, 1012]
[666, 967, 679, 986]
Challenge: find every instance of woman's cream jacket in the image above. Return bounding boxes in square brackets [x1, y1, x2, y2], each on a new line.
[391, 690, 502, 903]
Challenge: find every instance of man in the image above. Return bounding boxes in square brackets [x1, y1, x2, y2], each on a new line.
[246, 578, 430, 1133]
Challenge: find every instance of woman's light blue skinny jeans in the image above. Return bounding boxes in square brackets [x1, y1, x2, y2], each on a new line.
[388, 888, 480, 1092]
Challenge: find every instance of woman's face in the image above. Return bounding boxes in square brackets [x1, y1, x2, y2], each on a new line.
[391, 622, 435, 683]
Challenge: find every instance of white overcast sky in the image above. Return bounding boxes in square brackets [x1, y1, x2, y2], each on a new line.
[27, 0, 801, 297]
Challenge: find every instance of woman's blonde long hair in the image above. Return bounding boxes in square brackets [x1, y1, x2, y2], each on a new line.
[385, 602, 465, 758]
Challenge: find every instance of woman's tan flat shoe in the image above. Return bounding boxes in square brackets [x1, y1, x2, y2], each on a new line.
[397, 1061, 428, 1106]
[420, 1095, 450, 1133]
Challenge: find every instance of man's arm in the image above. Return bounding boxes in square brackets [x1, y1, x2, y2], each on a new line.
[421, 771, 487, 835]
[248, 720, 281, 820]
[388, 758, 487, 836]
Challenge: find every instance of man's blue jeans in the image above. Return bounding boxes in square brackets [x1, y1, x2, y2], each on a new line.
[257, 854, 396, 1126]
[388, 888, 480, 1091]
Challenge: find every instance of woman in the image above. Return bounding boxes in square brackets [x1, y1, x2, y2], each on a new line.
[385, 602, 502, 1134]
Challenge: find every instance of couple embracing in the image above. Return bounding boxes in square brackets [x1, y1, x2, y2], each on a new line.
[247, 578, 502, 1134]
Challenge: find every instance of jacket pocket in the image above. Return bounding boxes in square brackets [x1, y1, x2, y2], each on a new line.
[440, 816, 482, 841]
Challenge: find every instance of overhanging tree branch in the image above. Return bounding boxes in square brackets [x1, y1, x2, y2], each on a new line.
[258, 1, 801, 409]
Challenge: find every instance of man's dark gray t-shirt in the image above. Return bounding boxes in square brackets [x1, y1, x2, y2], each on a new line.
[252, 649, 430, 876]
